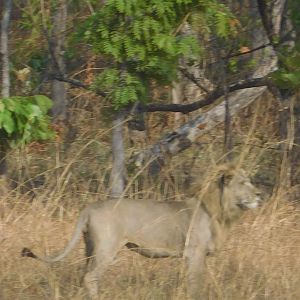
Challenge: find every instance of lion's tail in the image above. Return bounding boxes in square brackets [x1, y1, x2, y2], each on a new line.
[21, 208, 89, 263]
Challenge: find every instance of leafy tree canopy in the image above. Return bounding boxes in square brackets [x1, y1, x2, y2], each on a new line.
[78, 0, 236, 108]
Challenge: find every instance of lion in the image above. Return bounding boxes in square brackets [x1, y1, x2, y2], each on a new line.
[22, 165, 262, 299]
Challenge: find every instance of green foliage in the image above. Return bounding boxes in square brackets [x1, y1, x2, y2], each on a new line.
[92, 69, 147, 108]
[78, 0, 235, 108]
[271, 0, 300, 91]
[16, 0, 47, 60]
[207, 3, 237, 38]
[0, 95, 54, 147]
[271, 0, 300, 90]
[271, 50, 300, 89]
[228, 58, 238, 73]
[289, 0, 300, 30]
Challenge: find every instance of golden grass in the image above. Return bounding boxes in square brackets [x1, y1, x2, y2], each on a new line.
[1, 97, 298, 299]
[1, 196, 299, 300]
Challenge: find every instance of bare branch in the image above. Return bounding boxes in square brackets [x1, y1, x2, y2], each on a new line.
[142, 77, 269, 114]
[132, 86, 268, 172]
[52, 74, 107, 97]
[226, 42, 272, 59]
[179, 67, 210, 94]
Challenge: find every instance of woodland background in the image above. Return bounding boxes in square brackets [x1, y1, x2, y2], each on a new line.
[0, 1, 300, 299]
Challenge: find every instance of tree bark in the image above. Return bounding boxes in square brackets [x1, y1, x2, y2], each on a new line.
[0, 0, 12, 180]
[171, 79, 183, 128]
[1, 0, 12, 98]
[110, 111, 126, 198]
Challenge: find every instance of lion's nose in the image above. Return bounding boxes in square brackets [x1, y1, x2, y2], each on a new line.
[255, 194, 263, 205]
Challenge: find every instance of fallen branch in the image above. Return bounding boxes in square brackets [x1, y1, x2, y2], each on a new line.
[132, 86, 267, 173]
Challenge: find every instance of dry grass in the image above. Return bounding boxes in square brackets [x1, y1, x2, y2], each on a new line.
[1, 97, 299, 299]
[1, 195, 299, 300]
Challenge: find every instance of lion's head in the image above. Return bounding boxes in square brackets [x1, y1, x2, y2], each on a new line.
[221, 167, 261, 217]
[196, 165, 262, 223]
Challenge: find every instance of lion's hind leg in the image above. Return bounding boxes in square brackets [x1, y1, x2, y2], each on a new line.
[83, 231, 94, 270]
[83, 233, 125, 300]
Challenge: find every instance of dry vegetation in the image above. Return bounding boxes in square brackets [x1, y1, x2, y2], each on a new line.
[1, 194, 299, 299]
[1, 95, 300, 300]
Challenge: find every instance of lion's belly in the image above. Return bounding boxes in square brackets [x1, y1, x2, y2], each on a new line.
[124, 221, 187, 258]
[99, 199, 193, 257]
[125, 242, 183, 258]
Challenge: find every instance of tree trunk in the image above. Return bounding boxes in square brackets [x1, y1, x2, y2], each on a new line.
[171, 80, 183, 128]
[110, 111, 126, 198]
[0, 0, 12, 182]
[265, 0, 299, 199]
[1, 0, 12, 98]
[50, 0, 67, 121]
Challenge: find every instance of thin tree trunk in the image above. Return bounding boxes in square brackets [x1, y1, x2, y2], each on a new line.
[265, 0, 297, 199]
[1, 0, 12, 98]
[110, 111, 126, 198]
[0, 0, 12, 181]
[171, 80, 183, 128]
[50, 0, 67, 120]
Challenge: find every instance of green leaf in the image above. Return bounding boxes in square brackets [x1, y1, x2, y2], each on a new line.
[0, 95, 53, 147]
[3, 97, 17, 112]
[215, 11, 229, 38]
[33, 95, 53, 113]
[0, 101, 5, 112]
[281, 72, 300, 86]
[2, 111, 15, 135]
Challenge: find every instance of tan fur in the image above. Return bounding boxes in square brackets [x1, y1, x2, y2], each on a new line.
[22, 165, 261, 299]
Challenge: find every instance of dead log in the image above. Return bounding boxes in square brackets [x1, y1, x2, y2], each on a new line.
[132, 87, 267, 174]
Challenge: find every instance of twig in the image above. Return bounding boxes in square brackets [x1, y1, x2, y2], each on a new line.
[179, 67, 210, 94]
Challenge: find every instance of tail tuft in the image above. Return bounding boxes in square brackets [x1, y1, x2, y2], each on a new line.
[22, 247, 37, 259]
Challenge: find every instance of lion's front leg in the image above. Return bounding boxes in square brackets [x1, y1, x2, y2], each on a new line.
[184, 245, 207, 299]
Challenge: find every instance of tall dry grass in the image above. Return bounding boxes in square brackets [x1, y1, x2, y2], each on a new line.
[1, 97, 299, 299]
[1, 182, 300, 300]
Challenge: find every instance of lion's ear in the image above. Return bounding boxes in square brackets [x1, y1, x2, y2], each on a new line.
[221, 171, 234, 185]
[217, 163, 236, 186]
